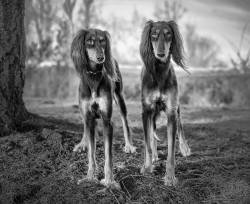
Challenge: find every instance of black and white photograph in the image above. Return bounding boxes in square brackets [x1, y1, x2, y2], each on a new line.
[0, 0, 250, 203]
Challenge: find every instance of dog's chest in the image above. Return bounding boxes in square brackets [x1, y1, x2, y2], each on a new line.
[81, 92, 108, 115]
[145, 89, 168, 111]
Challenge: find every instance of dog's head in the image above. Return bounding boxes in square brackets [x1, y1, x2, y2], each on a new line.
[140, 20, 186, 72]
[71, 29, 116, 79]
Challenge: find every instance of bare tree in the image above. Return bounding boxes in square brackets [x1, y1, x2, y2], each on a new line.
[77, 0, 104, 29]
[0, 0, 29, 136]
[84, 0, 93, 28]
[77, 0, 94, 29]
[63, 0, 76, 23]
[229, 24, 250, 73]
[154, 0, 186, 23]
[63, 0, 77, 33]
[27, 0, 56, 47]
[185, 24, 220, 68]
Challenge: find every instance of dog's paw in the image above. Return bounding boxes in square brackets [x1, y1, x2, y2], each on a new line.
[73, 142, 87, 153]
[164, 174, 178, 186]
[164, 166, 178, 186]
[152, 155, 159, 163]
[100, 179, 121, 189]
[140, 164, 154, 175]
[77, 175, 98, 185]
[179, 139, 191, 157]
[124, 143, 136, 154]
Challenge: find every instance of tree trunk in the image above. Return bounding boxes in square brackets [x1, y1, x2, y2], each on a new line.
[0, 0, 29, 136]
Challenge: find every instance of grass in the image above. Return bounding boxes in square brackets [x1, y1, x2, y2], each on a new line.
[0, 99, 250, 203]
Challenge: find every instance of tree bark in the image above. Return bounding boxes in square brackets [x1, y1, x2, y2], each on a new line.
[0, 0, 29, 136]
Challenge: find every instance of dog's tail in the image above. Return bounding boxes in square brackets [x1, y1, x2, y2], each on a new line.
[177, 106, 191, 157]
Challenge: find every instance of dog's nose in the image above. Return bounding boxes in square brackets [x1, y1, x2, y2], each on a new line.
[97, 56, 104, 62]
[157, 53, 165, 58]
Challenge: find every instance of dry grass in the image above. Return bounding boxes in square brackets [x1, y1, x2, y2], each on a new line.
[1, 100, 250, 203]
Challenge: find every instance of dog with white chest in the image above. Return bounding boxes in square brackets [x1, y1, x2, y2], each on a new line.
[71, 29, 136, 188]
[140, 20, 191, 186]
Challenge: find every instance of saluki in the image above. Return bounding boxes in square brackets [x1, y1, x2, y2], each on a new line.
[71, 29, 136, 188]
[140, 20, 191, 186]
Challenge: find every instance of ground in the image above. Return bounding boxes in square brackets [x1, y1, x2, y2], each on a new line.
[1, 98, 250, 204]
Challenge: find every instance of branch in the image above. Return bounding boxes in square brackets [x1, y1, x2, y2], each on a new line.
[63, 0, 77, 22]
[239, 23, 249, 52]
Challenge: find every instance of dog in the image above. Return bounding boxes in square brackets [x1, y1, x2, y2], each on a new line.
[139, 20, 191, 186]
[71, 29, 136, 188]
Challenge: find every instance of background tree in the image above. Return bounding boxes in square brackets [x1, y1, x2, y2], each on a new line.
[77, 0, 104, 29]
[185, 24, 220, 68]
[154, 0, 186, 23]
[63, 0, 77, 34]
[0, 0, 29, 136]
[25, 0, 56, 63]
[229, 24, 250, 73]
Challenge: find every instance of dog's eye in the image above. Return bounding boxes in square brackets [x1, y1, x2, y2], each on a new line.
[87, 39, 94, 46]
[100, 39, 106, 45]
[165, 33, 172, 40]
[151, 34, 158, 40]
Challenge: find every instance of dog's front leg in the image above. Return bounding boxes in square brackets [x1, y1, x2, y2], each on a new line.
[141, 109, 154, 174]
[77, 114, 97, 185]
[100, 118, 120, 189]
[77, 115, 97, 184]
[177, 106, 191, 157]
[73, 102, 88, 153]
[164, 111, 178, 186]
[73, 127, 88, 153]
[151, 114, 159, 163]
[85, 115, 97, 180]
[114, 93, 136, 153]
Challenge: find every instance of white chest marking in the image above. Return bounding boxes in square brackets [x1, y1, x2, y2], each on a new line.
[81, 92, 108, 115]
[93, 97, 107, 112]
[145, 89, 166, 105]
[91, 92, 107, 112]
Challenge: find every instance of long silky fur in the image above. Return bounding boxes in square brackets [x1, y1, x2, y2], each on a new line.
[139, 20, 156, 75]
[71, 29, 117, 81]
[71, 29, 88, 77]
[168, 21, 186, 70]
[103, 31, 118, 81]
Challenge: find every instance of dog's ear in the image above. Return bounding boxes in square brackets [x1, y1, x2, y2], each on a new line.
[168, 20, 186, 69]
[71, 29, 88, 76]
[104, 31, 117, 81]
[140, 20, 156, 74]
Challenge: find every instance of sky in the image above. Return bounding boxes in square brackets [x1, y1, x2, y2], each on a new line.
[100, 0, 250, 59]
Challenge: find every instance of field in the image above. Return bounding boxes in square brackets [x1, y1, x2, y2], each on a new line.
[1, 98, 250, 204]
[24, 66, 250, 107]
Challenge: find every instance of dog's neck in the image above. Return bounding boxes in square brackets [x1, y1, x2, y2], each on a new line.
[86, 61, 103, 74]
[84, 62, 104, 97]
[153, 55, 171, 83]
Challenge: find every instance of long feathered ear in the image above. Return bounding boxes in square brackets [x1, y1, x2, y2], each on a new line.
[168, 20, 187, 70]
[103, 31, 117, 81]
[71, 29, 88, 76]
[140, 20, 156, 75]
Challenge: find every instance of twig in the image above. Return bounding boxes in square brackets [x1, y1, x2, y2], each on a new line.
[239, 23, 249, 52]
[109, 189, 121, 204]
[121, 180, 131, 198]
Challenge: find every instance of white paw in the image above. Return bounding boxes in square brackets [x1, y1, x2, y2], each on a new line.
[73, 142, 87, 153]
[140, 164, 154, 175]
[124, 143, 136, 153]
[77, 176, 98, 185]
[100, 179, 121, 189]
[164, 174, 178, 186]
[152, 155, 159, 163]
